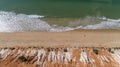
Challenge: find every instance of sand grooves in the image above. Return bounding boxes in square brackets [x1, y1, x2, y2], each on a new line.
[0, 47, 120, 67]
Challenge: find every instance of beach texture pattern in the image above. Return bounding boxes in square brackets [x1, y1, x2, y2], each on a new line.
[0, 47, 120, 67]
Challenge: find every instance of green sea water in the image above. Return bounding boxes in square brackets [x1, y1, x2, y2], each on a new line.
[0, 0, 120, 29]
[0, 0, 120, 18]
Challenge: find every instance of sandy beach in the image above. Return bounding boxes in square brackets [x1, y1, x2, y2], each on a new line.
[0, 30, 120, 67]
[0, 30, 120, 48]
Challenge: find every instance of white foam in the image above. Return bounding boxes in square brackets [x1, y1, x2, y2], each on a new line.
[50, 27, 74, 32]
[81, 19, 120, 29]
[1, 11, 120, 32]
[0, 11, 77, 32]
[28, 15, 44, 19]
[0, 11, 51, 32]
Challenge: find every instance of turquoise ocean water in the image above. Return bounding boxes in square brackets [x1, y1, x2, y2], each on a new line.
[0, 0, 120, 32]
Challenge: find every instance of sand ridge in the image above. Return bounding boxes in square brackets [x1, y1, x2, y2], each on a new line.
[0, 47, 120, 67]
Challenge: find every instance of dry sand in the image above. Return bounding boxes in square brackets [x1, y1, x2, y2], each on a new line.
[0, 30, 120, 48]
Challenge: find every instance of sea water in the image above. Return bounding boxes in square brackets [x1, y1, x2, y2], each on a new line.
[0, 0, 120, 32]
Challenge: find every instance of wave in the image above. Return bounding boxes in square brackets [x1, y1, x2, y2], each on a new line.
[79, 19, 120, 29]
[28, 15, 44, 19]
[0, 11, 51, 32]
[0, 11, 120, 32]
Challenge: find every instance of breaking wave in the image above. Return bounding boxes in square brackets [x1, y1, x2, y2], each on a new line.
[0, 11, 120, 32]
[81, 19, 120, 29]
